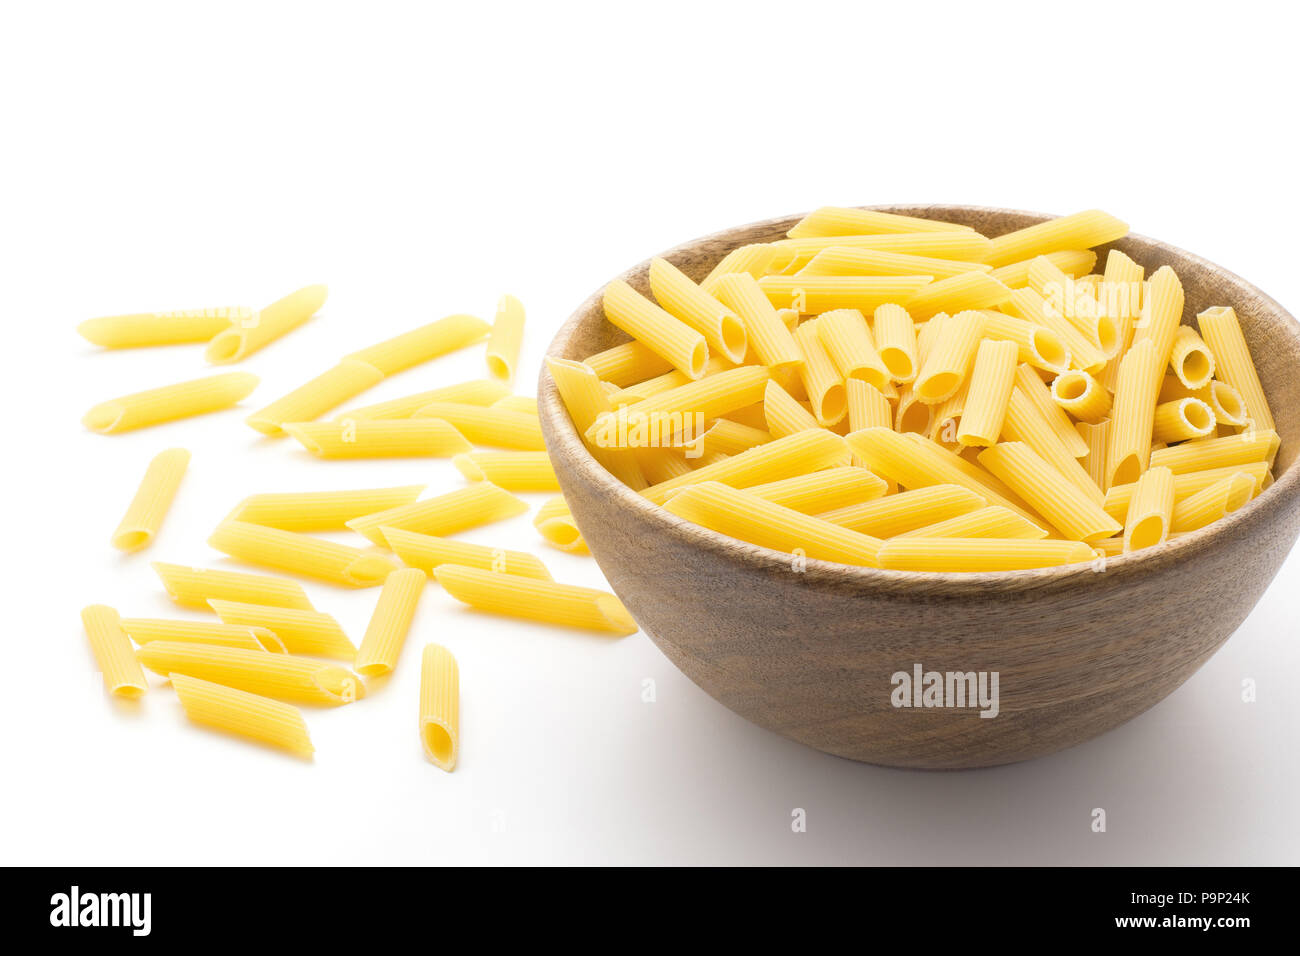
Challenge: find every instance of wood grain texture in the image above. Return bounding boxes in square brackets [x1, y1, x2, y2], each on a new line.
[538, 205, 1300, 769]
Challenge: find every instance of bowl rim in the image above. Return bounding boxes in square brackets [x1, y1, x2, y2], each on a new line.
[538, 203, 1300, 597]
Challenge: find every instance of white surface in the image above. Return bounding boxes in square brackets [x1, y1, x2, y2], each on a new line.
[2, 0, 1297, 866]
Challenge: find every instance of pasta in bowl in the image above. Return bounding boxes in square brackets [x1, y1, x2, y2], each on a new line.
[539, 205, 1300, 768]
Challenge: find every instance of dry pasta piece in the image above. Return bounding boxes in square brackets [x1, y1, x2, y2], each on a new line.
[989, 249, 1097, 289]
[453, 451, 558, 491]
[871, 303, 918, 381]
[1148, 429, 1279, 474]
[81, 605, 148, 698]
[762, 378, 822, 438]
[493, 395, 538, 414]
[1197, 306, 1274, 430]
[420, 644, 459, 771]
[380, 527, 552, 580]
[816, 309, 890, 389]
[1028, 256, 1120, 357]
[205, 285, 327, 364]
[226, 485, 425, 531]
[335, 380, 510, 420]
[344, 313, 489, 376]
[846, 379, 893, 432]
[1170, 472, 1256, 533]
[137, 641, 364, 705]
[1123, 466, 1174, 552]
[1103, 462, 1270, 522]
[818, 484, 985, 536]
[208, 600, 358, 660]
[979, 311, 1070, 374]
[792, 318, 847, 425]
[1158, 375, 1248, 428]
[83, 372, 259, 434]
[1169, 324, 1215, 390]
[983, 210, 1128, 268]
[663, 482, 882, 567]
[152, 562, 314, 610]
[902, 273, 1011, 319]
[878, 537, 1096, 572]
[648, 257, 747, 363]
[772, 232, 992, 270]
[582, 366, 770, 445]
[699, 244, 784, 292]
[434, 564, 637, 635]
[603, 279, 708, 379]
[120, 618, 285, 653]
[797, 247, 990, 280]
[346, 483, 528, 546]
[712, 272, 802, 369]
[111, 448, 190, 552]
[1076, 420, 1111, 491]
[285, 419, 471, 458]
[787, 206, 976, 239]
[533, 496, 588, 554]
[1004, 287, 1106, 373]
[247, 360, 384, 437]
[581, 340, 674, 386]
[209, 521, 399, 587]
[746, 466, 887, 514]
[700, 419, 771, 456]
[1051, 370, 1111, 423]
[412, 402, 544, 450]
[1001, 388, 1105, 505]
[956, 339, 1017, 447]
[484, 295, 525, 381]
[977, 442, 1121, 542]
[354, 568, 426, 677]
[1105, 339, 1162, 488]
[170, 674, 313, 757]
[913, 310, 985, 404]
[896, 505, 1046, 540]
[79, 306, 244, 348]
[546, 358, 647, 490]
[758, 274, 933, 314]
[1013, 364, 1089, 458]
[1152, 398, 1215, 444]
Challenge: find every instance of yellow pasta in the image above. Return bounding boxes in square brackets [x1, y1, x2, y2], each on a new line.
[648, 257, 748, 363]
[1001, 387, 1104, 504]
[956, 339, 1017, 446]
[1004, 287, 1106, 373]
[344, 313, 490, 376]
[763, 379, 820, 437]
[453, 451, 559, 491]
[246, 360, 384, 437]
[81, 605, 148, 698]
[818, 484, 985, 536]
[1028, 255, 1120, 357]
[901, 272, 1011, 319]
[797, 247, 991, 280]
[792, 319, 847, 424]
[1123, 465, 1174, 552]
[877, 537, 1095, 572]
[546, 357, 647, 490]
[205, 284, 327, 364]
[79, 306, 244, 349]
[711, 272, 802, 369]
[746, 466, 887, 514]
[170, 674, 314, 757]
[1050, 370, 1111, 424]
[930, 379, 970, 445]
[1132, 266, 1184, 371]
[1152, 397, 1215, 444]
[152, 562, 314, 610]
[1169, 324, 1215, 390]
[699, 243, 784, 292]
[815, 308, 891, 389]
[1197, 306, 1274, 430]
[1076, 420, 1111, 491]
[771, 232, 992, 269]
[485, 295, 525, 381]
[913, 310, 985, 403]
[1013, 364, 1089, 458]
[119, 618, 285, 653]
[533, 496, 589, 554]
[787, 206, 976, 238]
[420, 644, 459, 771]
[1148, 429, 1279, 474]
[983, 209, 1128, 268]
[333, 380, 511, 420]
[1158, 375, 1248, 428]
[603, 279, 708, 379]
[345, 482, 528, 546]
[137, 641, 364, 705]
[435, 564, 637, 635]
[493, 395, 538, 414]
[354, 568, 426, 677]
[82, 371, 259, 434]
[209, 600, 357, 660]
[583, 366, 770, 446]
[700, 418, 771, 456]
[380, 526, 552, 580]
[896, 505, 1046, 540]
[209, 520, 399, 587]
[581, 340, 674, 386]
[988, 249, 1098, 289]
[111, 448, 190, 552]
[284, 419, 471, 458]
[977, 442, 1120, 542]
[1170, 472, 1256, 533]
[978, 311, 1070, 374]
[871, 303, 918, 381]
[664, 481, 883, 567]
[1105, 339, 1162, 487]
[1103, 463, 1271, 522]
[756, 275, 933, 314]
[846, 379, 893, 432]
[412, 401, 544, 450]
[226, 485, 424, 531]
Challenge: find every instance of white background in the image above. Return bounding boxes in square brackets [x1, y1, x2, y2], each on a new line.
[2, 0, 1297, 865]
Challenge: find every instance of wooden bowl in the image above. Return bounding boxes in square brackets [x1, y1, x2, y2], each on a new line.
[538, 205, 1300, 769]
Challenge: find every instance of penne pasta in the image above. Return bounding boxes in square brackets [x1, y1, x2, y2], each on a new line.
[603, 279, 708, 379]
[1197, 306, 1274, 431]
[699, 243, 784, 293]
[1103, 462, 1271, 522]
[1105, 339, 1162, 487]
[152, 562, 314, 611]
[1132, 266, 1184, 370]
[533, 496, 589, 554]
[137, 641, 364, 705]
[420, 644, 459, 771]
[771, 232, 992, 269]
[453, 451, 559, 491]
[412, 402, 544, 450]
[700, 418, 772, 456]
[208, 600, 357, 660]
[1148, 429, 1280, 475]
[896, 505, 1046, 540]
[913, 310, 985, 404]
[1152, 397, 1216, 444]
[81, 605, 149, 698]
[546, 357, 647, 489]
[226, 485, 424, 531]
[170, 674, 314, 757]
[846, 378, 893, 432]
[1004, 287, 1106, 373]
[1028, 255, 1120, 357]
[583, 366, 770, 446]
[797, 247, 991, 280]
[745, 466, 887, 514]
[493, 395, 539, 414]
[648, 257, 748, 363]
[246, 360, 385, 437]
[355, 568, 427, 677]
[988, 249, 1097, 289]
[817, 484, 985, 536]
[1123, 465, 1174, 552]
[1050, 370, 1111, 424]
[380, 526, 552, 580]
[1001, 388, 1105, 504]
[956, 339, 1017, 447]
[756, 274, 933, 314]
[334, 379, 510, 420]
[977, 442, 1121, 542]
[871, 303, 918, 382]
[1076, 420, 1112, 491]
[79, 306, 244, 349]
[344, 313, 490, 376]
[902, 272, 1012, 319]
[434, 564, 638, 635]
[484, 295, 525, 381]
[205, 285, 327, 364]
[816, 308, 891, 389]
[1170, 472, 1256, 533]
[983, 209, 1128, 268]
[120, 618, 285, 653]
[346, 482, 528, 546]
[712, 272, 802, 369]
[1158, 375, 1249, 429]
[209, 520, 399, 587]
[1169, 324, 1215, 390]
[83, 372, 259, 434]
[793, 318, 847, 425]
[582, 340, 674, 387]
[877, 537, 1096, 572]
[284, 419, 471, 458]
[979, 311, 1070, 374]
[787, 206, 976, 239]
[111, 448, 190, 552]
